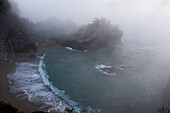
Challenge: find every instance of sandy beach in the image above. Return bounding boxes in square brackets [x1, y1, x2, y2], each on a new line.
[0, 55, 39, 112]
[1, 40, 170, 113]
[0, 41, 60, 112]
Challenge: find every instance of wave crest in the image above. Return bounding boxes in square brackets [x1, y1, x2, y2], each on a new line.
[7, 55, 81, 112]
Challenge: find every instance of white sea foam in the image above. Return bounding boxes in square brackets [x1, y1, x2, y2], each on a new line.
[95, 64, 112, 69]
[7, 55, 81, 112]
[95, 64, 116, 76]
[65, 47, 78, 52]
[65, 47, 88, 52]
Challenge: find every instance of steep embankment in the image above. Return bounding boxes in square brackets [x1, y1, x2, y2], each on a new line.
[0, 0, 36, 63]
[61, 18, 123, 50]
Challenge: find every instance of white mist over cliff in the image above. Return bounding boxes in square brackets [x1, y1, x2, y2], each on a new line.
[12, 0, 170, 45]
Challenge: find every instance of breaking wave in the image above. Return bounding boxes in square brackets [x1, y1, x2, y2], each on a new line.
[95, 64, 117, 76]
[65, 47, 88, 52]
[7, 55, 82, 112]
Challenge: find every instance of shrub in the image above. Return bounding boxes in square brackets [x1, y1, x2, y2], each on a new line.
[0, 101, 18, 113]
[67, 17, 123, 50]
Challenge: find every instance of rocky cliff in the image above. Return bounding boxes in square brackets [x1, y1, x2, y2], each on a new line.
[0, 0, 36, 63]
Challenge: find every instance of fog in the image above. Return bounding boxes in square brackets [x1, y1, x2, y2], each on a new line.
[13, 0, 170, 23]
[9, 0, 170, 67]
[1, 0, 170, 112]
[12, 0, 170, 45]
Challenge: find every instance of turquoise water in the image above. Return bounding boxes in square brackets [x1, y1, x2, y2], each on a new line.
[6, 36, 170, 112]
[43, 41, 170, 113]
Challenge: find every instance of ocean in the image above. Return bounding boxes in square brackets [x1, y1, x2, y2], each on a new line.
[7, 36, 170, 113]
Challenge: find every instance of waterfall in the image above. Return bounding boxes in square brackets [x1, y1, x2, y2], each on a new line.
[6, 32, 15, 56]
[8, 39, 15, 56]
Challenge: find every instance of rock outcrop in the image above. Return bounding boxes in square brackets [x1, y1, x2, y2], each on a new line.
[0, 29, 9, 62]
[0, 0, 36, 63]
[62, 18, 123, 50]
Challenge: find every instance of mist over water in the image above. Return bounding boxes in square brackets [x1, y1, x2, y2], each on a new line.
[13, 0, 170, 45]
[6, 0, 170, 112]
[43, 37, 170, 113]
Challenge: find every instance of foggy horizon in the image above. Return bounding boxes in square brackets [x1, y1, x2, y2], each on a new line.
[12, 0, 170, 24]
[11, 0, 170, 46]
[1, 0, 170, 112]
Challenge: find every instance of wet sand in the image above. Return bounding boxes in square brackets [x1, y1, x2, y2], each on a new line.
[1, 40, 170, 112]
[0, 55, 39, 113]
[0, 41, 60, 112]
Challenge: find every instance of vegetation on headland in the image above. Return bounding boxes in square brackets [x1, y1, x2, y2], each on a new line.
[0, 101, 46, 113]
[61, 17, 123, 50]
[0, 101, 73, 113]
[1, 100, 170, 113]
[0, 0, 123, 64]
[0, 0, 36, 63]
[2, 0, 169, 113]
[155, 104, 170, 113]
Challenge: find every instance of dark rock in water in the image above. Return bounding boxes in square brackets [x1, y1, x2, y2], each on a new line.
[119, 65, 131, 69]
[95, 65, 125, 76]
[101, 66, 124, 75]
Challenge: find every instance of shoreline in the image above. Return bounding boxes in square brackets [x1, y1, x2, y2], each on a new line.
[0, 41, 60, 112]
[0, 54, 40, 113]
[1, 40, 170, 113]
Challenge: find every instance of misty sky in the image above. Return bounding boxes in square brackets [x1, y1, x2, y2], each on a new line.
[13, 0, 170, 24]
[12, 0, 170, 44]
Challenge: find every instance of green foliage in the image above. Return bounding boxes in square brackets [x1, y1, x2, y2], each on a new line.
[71, 17, 123, 50]
[0, 0, 10, 14]
[155, 104, 170, 113]
[0, 101, 18, 113]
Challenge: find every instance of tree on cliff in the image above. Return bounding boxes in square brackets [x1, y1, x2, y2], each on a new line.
[67, 17, 123, 50]
[0, 0, 36, 57]
[0, 0, 10, 13]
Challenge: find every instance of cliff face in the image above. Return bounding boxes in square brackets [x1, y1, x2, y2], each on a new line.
[62, 18, 123, 50]
[0, 0, 10, 62]
[0, 0, 36, 63]
[0, 29, 9, 62]
[0, 27, 36, 63]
